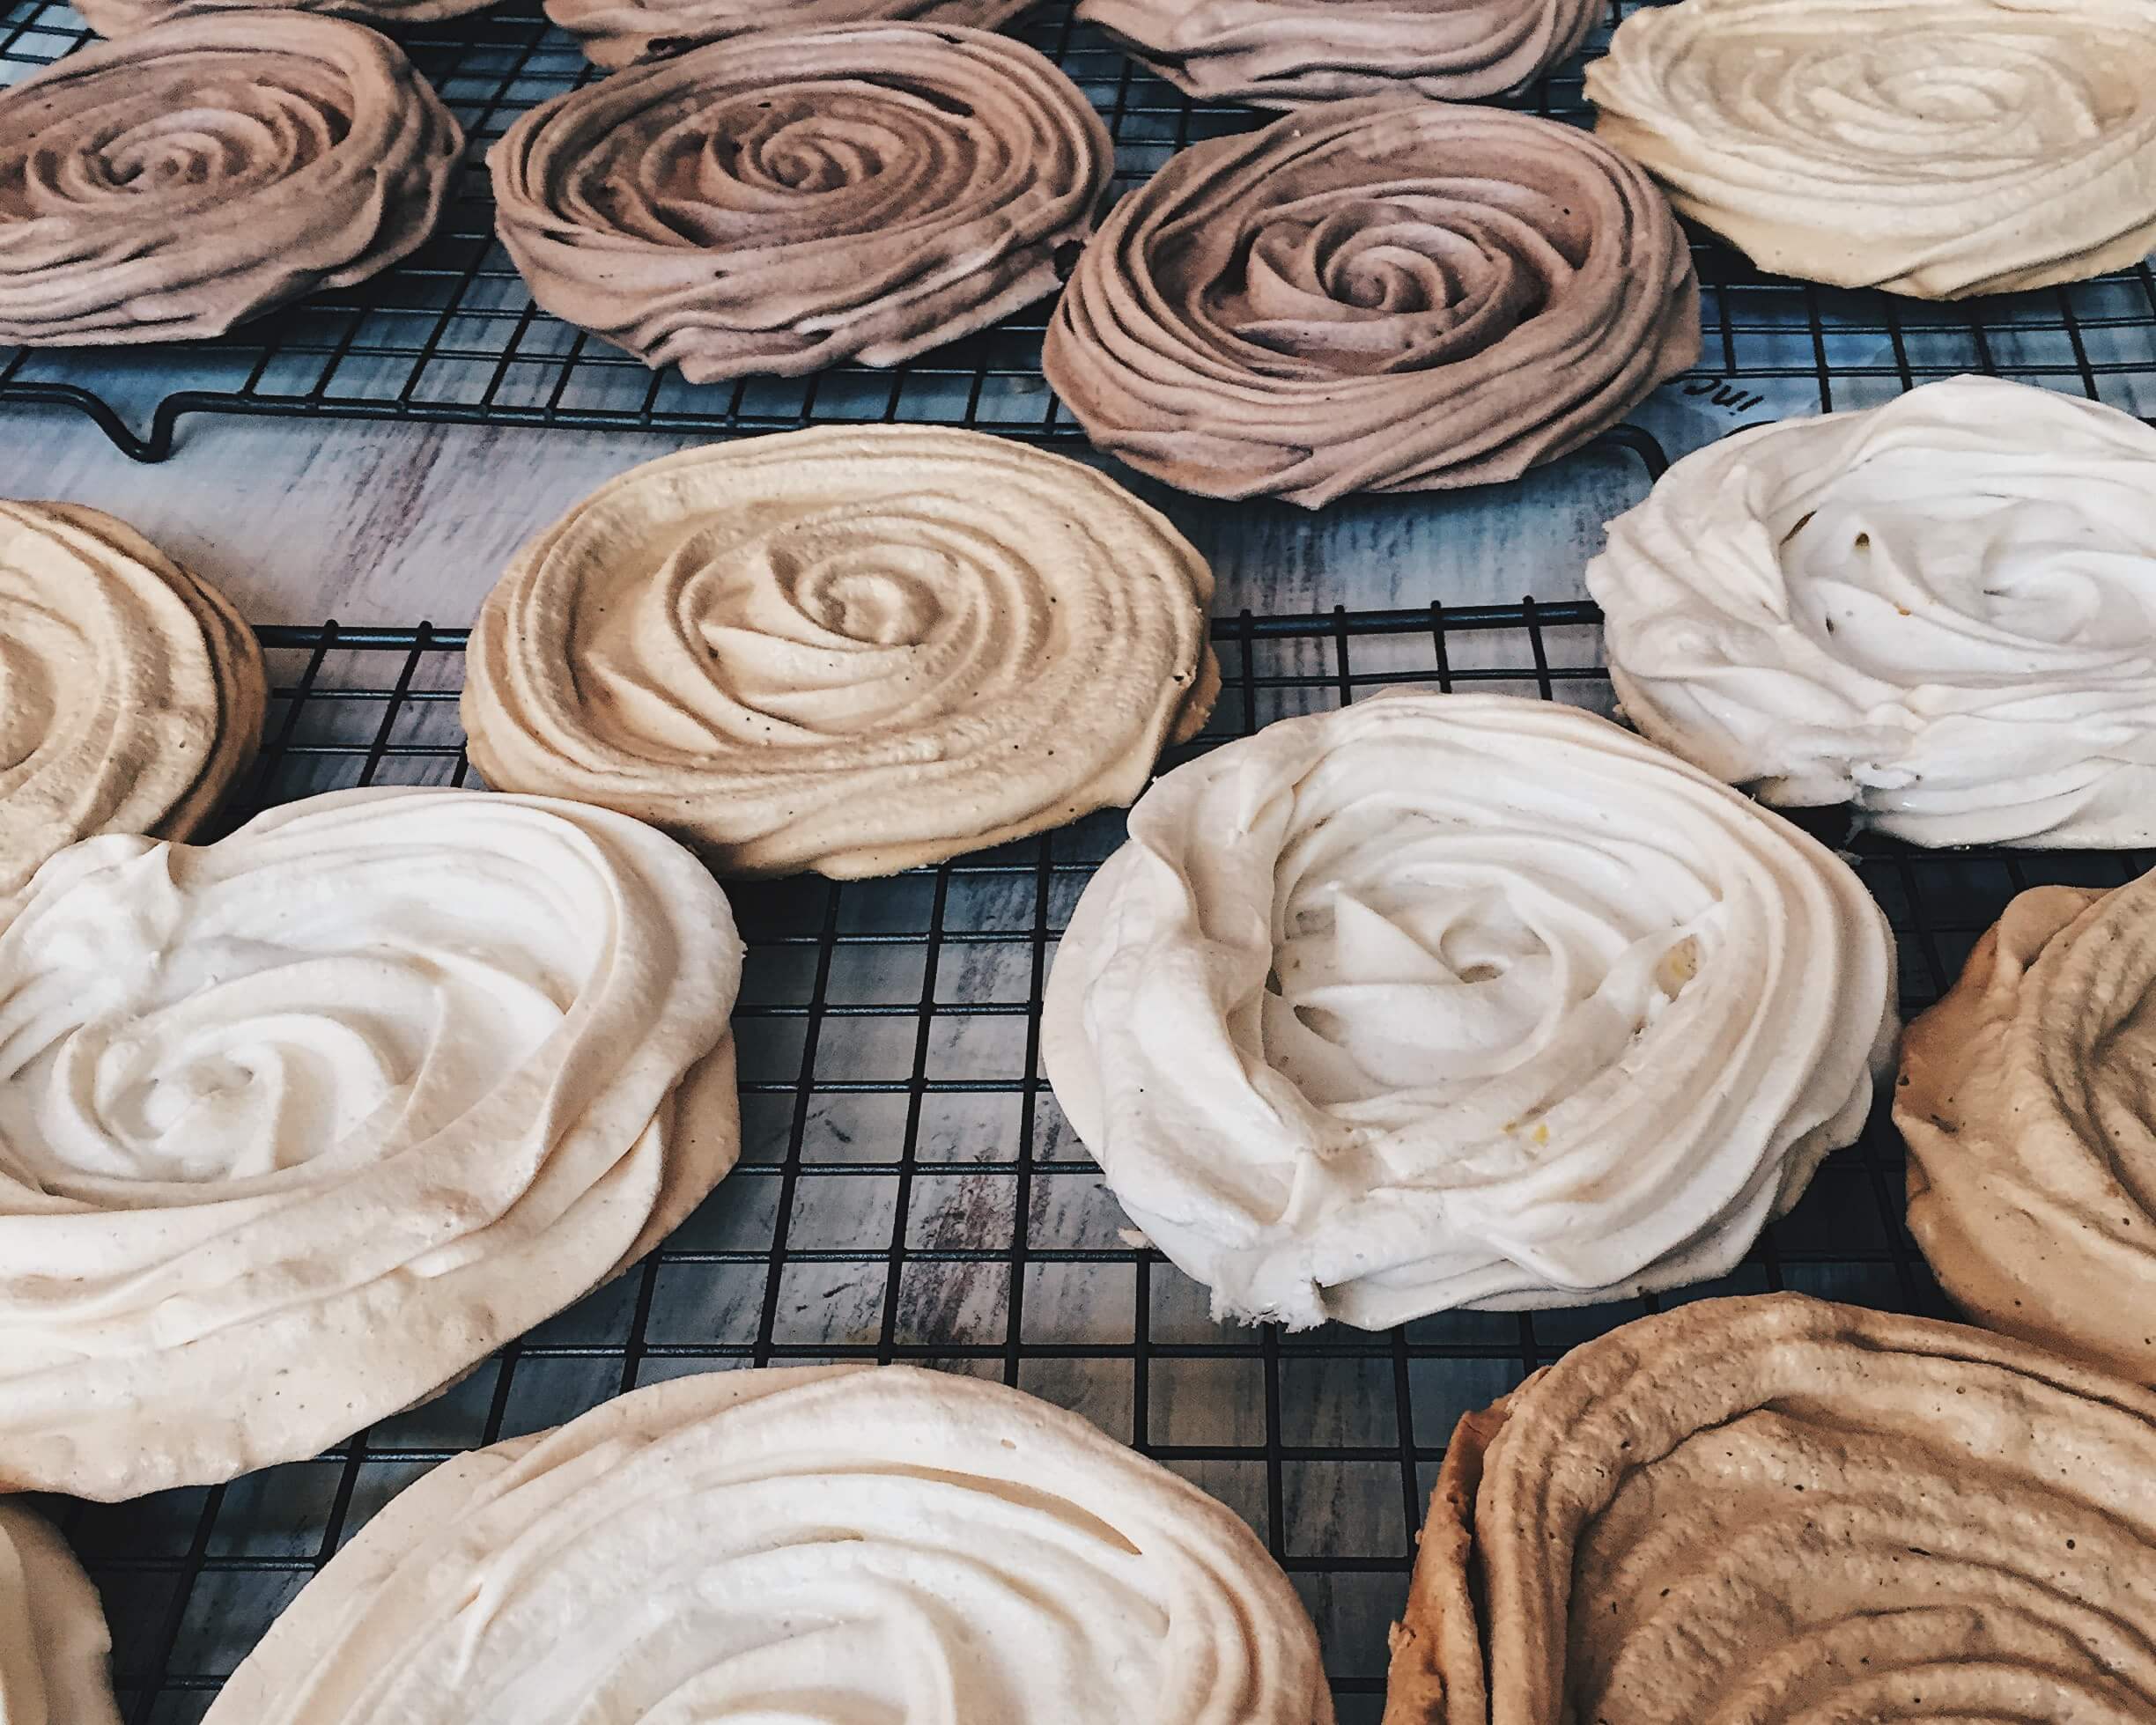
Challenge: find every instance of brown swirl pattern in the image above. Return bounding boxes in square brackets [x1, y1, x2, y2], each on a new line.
[1383, 1294, 2156, 1725]
[1044, 99, 1699, 508]
[490, 24, 1109, 383]
[74, 0, 497, 40]
[0, 13, 460, 346]
[543, 0, 1030, 71]
[0, 503, 265, 898]
[1076, 0, 1598, 108]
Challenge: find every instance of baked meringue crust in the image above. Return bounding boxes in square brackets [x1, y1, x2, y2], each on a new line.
[0, 787, 742, 1500]
[1041, 693, 1894, 1330]
[489, 25, 1109, 382]
[1382, 1293, 2156, 1724]
[0, 503, 265, 898]
[200, 1365, 1336, 1725]
[543, 0, 1029, 70]
[1075, 0, 1598, 109]
[0, 1504, 120, 1725]
[1585, 0, 2156, 299]
[1898, 871, 2156, 1387]
[74, 0, 497, 39]
[1043, 98, 1698, 508]
[0, 13, 461, 346]
[1590, 376, 2156, 848]
[462, 428, 1217, 878]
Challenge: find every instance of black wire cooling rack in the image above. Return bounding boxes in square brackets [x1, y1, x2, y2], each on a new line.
[41, 602, 2154, 1725]
[8, 0, 2156, 459]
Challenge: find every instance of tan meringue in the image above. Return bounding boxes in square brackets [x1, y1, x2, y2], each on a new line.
[0, 503, 264, 898]
[202, 1366, 1335, 1725]
[1587, 0, 2156, 299]
[0, 13, 461, 347]
[543, 0, 1028, 70]
[0, 1504, 120, 1725]
[0, 786, 742, 1500]
[490, 25, 1109, 382]
[1898, 868, 2156, 1388]
[462, 428, 1217, 878]
[1044, 99, 1698, 508]
[1383, 1293, 2156, 1724]
[1041, 693, 1894, 1330]
[74, 0, 497, 39]
[1076, 0, 1597, 109]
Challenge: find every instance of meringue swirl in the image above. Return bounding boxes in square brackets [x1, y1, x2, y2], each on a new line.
[0, 786, 742, 1501]
[490, 25, 1109, 382]
[462, 428, 1218, 878]
[1383, 1294, 2156, 1725]
[1075, 0, 1597, 109]
[0, 503, 265, 898]
[0, 1504, 119, 1725]
[1041, 694, 1894, 1330]
[1043, 99, 1699, 508]
[0, 13, 460, 347]
[543, 0, 1030, 71]
[73, 0, 498, 41]
[1898, 869, 2156, 1388]
[1586, 0, 2156, 299]
[1590, 377, 2156, 848]
[203, 1365, 1336, 1725]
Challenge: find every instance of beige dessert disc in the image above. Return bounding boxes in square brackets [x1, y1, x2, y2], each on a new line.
[0, 786, 742, 1500]
[1383, 1293, 2156, 1723]
[490, 25, 1108, 382]
[462, 427, 1218, 877]
[0, 14, 460, 347]
[0, 1504, 120, 1725]
[544, 0, 1029, 69]
[1899, 868, 2156, 1387]
[0, 502, 265, 897]
[202, 1365, 1335, 1723]
[1044, 99, 1698, 507]
[1077, 0, 1597, 108]
[1587, 0, 2156, 299]
[74, 0, 497, 37]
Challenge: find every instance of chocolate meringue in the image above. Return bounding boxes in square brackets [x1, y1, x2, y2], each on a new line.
[202, 1366, 1336, 1725]
[0, 14, 461, 347]
[1045, 99, 1698, 508]
[1383, 1293, 2156, 1724]
[544, 0, 1028, 70]
[490, 25, 1109, 382]
[1587, 0, 2156, 299]
[1076, 0, 1597, 108]
[1898, 869, 2156, 1387]
[0, 1505, 119, 1725]
[1590, 377, 2156, 848]
[0, 786, 742, 1500]
[73, 0, 497, 40]
[1040, 693, 1894, 1330]
[462, 428, 1217, 878]
[0, 503, 265, 898]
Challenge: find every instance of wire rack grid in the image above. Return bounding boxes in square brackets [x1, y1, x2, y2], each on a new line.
[8, 0, 2156, 460]
[37, 603, 2155, 1725]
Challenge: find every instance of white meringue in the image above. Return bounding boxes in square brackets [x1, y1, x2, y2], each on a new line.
[0, 1504, 119, 1725]
[1589, 376, 2156, 848]
[1041, 693, 1895, 1330]
[0, 786, 742, 1501]
[1585, 0, 2156, 299]
[201, 1365, 1336, 1725]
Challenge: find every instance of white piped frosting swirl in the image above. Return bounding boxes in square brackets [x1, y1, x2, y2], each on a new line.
[1586, 0, 2156, 299]
[462, 428, 1218, 878]
[1042, 693, 1895, 1329]
[0, 14, 461, 346]
[0, 786, 742, 1500]
[202, 1365, 1336, 1725]
[1589, 377, 2156, 848]
[0, 1504, 119, 1725]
